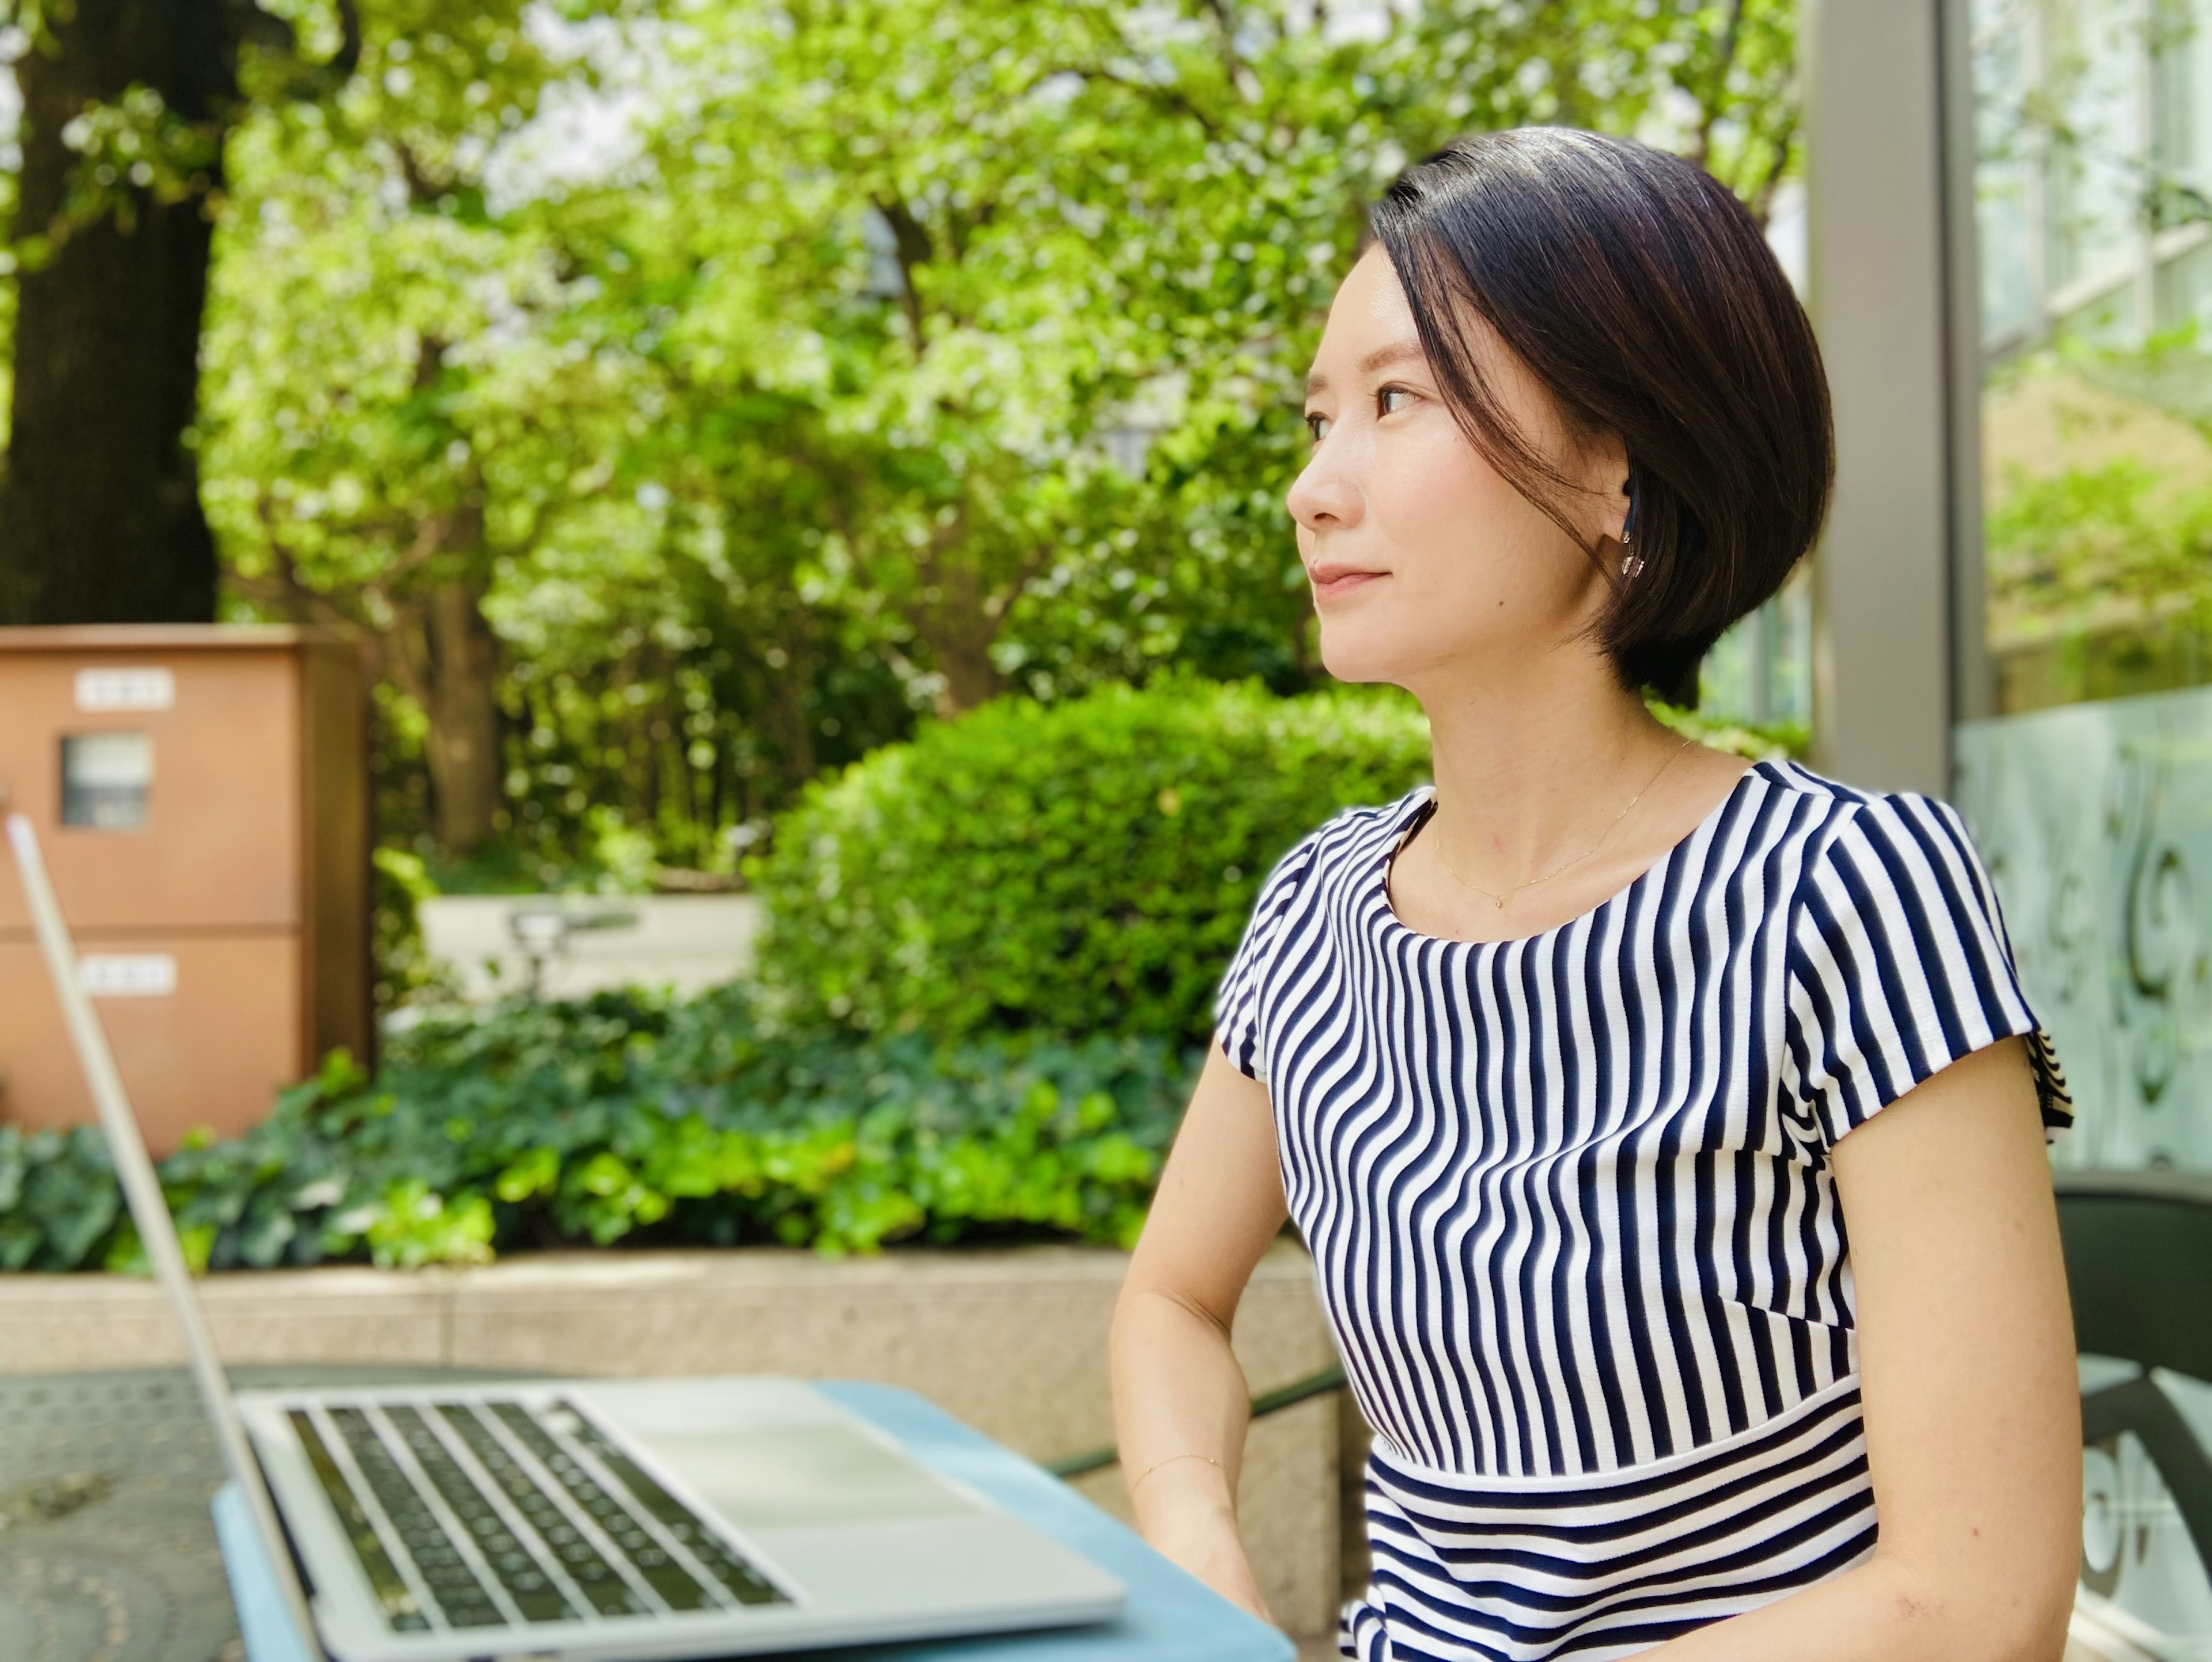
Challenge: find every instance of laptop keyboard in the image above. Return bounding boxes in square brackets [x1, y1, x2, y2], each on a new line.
[288, 1410, 438, 1631]
[439, 1404, 654, 1618]
[323, 1407, 510, 1630]
[535, 1402, 788, 1607]
[287, 1396, 789, 1634]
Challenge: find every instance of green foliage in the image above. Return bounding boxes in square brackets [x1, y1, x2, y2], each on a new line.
[1982, 448, 2212, 705]
[1649, 700, 1810, 763]
[1, 990, 1195, 1274]
[0, 1127, 123, 1271]
[749, 678, 1430, 1046]
[201, 0, 927, 864]
[187, 0, 1802, 874]
[619, 0, 1804, 720]
[370, 845, 459, 1013]
[1988, 459, 2212, 625]
[1968, 330, 2212, 705]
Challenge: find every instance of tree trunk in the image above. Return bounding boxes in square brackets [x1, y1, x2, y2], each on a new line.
[763, 614, 818, 790]
[911, 548, 1006, 717]
[0, 0, 240, 624]
[388, 580, 502, 857]
[419, 584, 503, 855]
[927, 627, 1005, 718]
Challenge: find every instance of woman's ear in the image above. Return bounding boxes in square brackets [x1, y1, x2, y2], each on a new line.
[1580, 430, 1633, 548]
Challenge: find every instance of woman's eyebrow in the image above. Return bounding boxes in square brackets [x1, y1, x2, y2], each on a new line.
[1304, 339, 1427, 398]
[1360, 340, 1427, 374]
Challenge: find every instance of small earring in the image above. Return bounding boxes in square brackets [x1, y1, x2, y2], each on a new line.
[1619, 532, 1642, 581]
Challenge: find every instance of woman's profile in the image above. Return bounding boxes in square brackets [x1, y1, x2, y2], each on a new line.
[1110, 129, 2081, 1661]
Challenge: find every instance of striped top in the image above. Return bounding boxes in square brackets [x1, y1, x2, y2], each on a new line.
[1214, 760, 2068, 1661]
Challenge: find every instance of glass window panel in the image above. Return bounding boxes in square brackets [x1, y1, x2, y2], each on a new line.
[1965, 31, 2212, 1651]
[2149, 0, 2209, 205]
[1979, 9, 2042, 344]
[1696, 574, 1810, 739]
[59, 732, 151, 830]
[1975, 0, 2212, 718]
[2156, 234, 2212, 330]
[2045, 0, 2147, 295]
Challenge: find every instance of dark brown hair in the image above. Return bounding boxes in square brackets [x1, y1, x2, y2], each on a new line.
[1369, 129, 1833, 705]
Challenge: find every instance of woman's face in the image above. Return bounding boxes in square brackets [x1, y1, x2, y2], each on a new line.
[1287, 246, 1626, 691]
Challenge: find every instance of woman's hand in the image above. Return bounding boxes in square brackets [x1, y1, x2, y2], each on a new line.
[1110, 1043, 1291, 1625]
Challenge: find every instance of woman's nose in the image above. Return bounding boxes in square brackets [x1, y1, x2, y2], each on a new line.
[1286, 447, 1361, 533]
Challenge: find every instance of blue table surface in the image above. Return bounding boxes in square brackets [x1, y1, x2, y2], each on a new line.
[214, 1379, 1300, 1662]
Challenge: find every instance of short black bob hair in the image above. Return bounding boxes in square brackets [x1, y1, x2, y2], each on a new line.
[1368, 129, 1833, 705]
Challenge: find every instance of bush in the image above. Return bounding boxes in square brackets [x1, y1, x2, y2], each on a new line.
[0, 987, 1196, 1273]
[748, 678, 1431, 1047]
[371, 846, 457, 1014]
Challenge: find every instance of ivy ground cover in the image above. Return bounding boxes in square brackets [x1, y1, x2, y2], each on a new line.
[0, 986, 1194, 1273]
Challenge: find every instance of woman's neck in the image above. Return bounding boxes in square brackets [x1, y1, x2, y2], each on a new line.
[1409, 651, 1677, 894]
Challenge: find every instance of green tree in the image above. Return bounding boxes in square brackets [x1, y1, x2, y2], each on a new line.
[202, 3, 632, 853]
[186, 0, 1800, 872]
[201, 3, 915, 862]
[615, 0, 1801, 719]
[0, 0, 359, 624]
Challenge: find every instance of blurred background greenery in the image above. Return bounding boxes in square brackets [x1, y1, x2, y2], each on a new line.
[0, 0, 1800, 894]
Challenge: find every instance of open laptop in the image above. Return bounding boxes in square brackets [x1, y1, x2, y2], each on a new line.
[3, 807, 1125, 1662]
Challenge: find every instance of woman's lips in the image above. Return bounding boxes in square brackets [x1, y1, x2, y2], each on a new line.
[1309, 567, 1387, 603]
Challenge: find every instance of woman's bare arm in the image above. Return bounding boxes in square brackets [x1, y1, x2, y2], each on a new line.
[1649, 1038, 2081, 1661]
[1109, 1043, 1291, 1621]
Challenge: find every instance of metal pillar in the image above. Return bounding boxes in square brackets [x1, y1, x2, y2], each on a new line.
[1804, 0, 1985, 795]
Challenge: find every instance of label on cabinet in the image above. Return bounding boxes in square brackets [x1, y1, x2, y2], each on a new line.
[74, 668, 176, 712]
[78, 953, 177, 997]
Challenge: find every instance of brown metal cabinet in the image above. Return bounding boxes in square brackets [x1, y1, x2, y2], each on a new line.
[0, 626, 370, 1152]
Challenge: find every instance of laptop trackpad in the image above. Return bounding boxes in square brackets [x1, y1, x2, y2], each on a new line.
[625, 1424, 981, 1528]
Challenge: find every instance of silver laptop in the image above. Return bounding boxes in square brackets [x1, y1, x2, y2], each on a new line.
[3, 807, 1124, 1661]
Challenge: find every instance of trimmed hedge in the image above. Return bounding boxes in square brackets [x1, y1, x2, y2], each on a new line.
[748, 678, 1432, 1047]
[0, 987, 1196, 1272]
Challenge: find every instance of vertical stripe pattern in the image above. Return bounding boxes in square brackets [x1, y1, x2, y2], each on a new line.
[1214, 761, 2069, 1660]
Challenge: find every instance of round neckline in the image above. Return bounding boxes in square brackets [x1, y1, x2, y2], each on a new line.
[1376, 758, 1779, 949]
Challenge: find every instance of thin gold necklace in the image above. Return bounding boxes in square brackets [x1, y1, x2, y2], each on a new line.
[1430, 735, 1694, 912]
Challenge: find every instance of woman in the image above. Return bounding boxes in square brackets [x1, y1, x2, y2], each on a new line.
[1109, 130, 2081, 1662]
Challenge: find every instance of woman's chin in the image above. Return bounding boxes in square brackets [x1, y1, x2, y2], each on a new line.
[1317, 626, 1427, 688]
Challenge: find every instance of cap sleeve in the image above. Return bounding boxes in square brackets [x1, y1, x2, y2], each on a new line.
[1783, 793, 2071, 1153]
[1213, 833, 1325, 1086]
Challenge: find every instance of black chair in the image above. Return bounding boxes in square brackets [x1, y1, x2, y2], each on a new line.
[2056, 1168, 2212, 1576]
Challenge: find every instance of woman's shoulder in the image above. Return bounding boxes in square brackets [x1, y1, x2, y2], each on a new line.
[1247, 786, 1433, 906]
[1749, 758, 1981, 850]
[1295, 785, 1434, 871]
[1748, 760, 2006, 936]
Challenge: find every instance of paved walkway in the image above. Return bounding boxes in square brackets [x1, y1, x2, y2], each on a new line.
[416, 894, 762, 1000]
[0, 1366, 529, 1662]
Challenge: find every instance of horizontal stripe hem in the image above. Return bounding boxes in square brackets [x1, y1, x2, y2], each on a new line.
[1367, 1371, 1863, 1496]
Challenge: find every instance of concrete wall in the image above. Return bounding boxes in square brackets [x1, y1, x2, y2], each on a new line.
[0, 1240, 1349, 1640]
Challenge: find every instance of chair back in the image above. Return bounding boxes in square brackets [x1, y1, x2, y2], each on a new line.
[2055, 1169, 2212, 1577]
[2058, 1169, 2212, 1383]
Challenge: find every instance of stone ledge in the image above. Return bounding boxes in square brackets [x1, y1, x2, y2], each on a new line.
[0, 1240, 1343, 1636]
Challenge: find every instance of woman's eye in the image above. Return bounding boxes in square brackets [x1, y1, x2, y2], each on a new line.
[1305, 412, 1331, 444]
[1378, 385, 1415, 417]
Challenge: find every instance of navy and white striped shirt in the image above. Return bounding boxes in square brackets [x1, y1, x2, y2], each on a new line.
[1214, 760, 2068, 1661]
